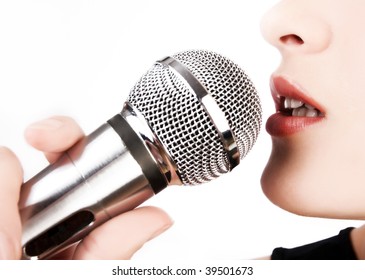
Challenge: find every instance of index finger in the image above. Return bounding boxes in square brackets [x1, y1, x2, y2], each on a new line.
[24, 116, 84, 163]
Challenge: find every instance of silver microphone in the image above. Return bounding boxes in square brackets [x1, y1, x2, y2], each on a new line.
[18, 50, 262, 260]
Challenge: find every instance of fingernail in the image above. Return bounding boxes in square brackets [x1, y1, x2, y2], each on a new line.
[27, 118, 64, 131]
[0, 231, 15, 260]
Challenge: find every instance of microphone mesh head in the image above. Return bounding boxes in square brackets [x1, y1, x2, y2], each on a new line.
[127, 50, 262, 185]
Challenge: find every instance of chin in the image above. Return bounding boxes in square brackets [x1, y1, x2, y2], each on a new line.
[260, 137, 365, 220]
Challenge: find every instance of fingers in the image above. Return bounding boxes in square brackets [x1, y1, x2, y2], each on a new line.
[23, 117, 173, 260]
[73, 206, 173, 260]
[24, 116, 84, 163]
[0, 147, 23, 259]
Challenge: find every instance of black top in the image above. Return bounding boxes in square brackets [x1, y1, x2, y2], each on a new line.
[271, 227, 358, 260]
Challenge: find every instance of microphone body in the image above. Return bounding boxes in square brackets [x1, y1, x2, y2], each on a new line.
[19, 104, 178, 259]
[18, 50, 262, 260]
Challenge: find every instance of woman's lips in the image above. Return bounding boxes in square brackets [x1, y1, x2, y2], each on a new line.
[266, 76, 325, 137]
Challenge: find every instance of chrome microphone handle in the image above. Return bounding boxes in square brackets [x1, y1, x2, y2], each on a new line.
[19, 104, 179, 260]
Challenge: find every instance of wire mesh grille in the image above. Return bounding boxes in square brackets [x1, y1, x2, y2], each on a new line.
[127, 50, 262, 185]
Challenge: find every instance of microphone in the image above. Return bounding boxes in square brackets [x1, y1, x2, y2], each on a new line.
[18, 50, 262, 260]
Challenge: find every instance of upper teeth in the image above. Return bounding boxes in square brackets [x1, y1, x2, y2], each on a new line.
[284, 98, 304, 109]
[283, 97, 323, 117]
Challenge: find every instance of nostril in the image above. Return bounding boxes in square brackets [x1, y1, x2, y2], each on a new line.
[280, 34, 304, 46]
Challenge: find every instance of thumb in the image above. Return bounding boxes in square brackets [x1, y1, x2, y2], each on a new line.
[73, 206, 173, 260]
[0, 147, 23, 259]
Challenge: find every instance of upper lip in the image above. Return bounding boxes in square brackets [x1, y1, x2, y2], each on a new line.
[270, 75, 325, 115]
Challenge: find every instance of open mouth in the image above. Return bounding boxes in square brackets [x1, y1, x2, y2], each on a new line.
[271, 76, 325, 118]
[266, 76, 325, 137]
[279, 96, 325, 117]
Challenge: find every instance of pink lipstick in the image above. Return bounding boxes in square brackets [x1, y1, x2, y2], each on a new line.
[266, 76, 325, 137]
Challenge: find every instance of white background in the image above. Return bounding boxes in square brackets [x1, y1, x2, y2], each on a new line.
[0, 0, 362, 260]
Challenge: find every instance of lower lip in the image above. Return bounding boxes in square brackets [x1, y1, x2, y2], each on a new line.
[266, 113, 324, 137]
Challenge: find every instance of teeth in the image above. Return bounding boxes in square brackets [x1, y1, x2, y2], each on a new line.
[284, 98, 303, 109]
[282, 97, 323, 117]
[304, 104, 315, 110]
[293, 107, 319, 117]
[293, 108, 306, 117]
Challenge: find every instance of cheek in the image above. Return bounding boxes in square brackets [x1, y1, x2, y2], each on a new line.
[261, 122, 365, 219]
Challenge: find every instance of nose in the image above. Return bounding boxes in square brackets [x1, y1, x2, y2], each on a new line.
[260, 1, 332, 54]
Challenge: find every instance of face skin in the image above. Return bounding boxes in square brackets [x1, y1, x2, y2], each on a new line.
[260, 0, 365, 220]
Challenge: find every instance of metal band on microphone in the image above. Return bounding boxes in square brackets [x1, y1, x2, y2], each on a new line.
[108, 111, 168, 194]
[157, 56, 240, 170]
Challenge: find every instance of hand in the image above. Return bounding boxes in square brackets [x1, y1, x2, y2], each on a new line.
[0, 116, 173, 259]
